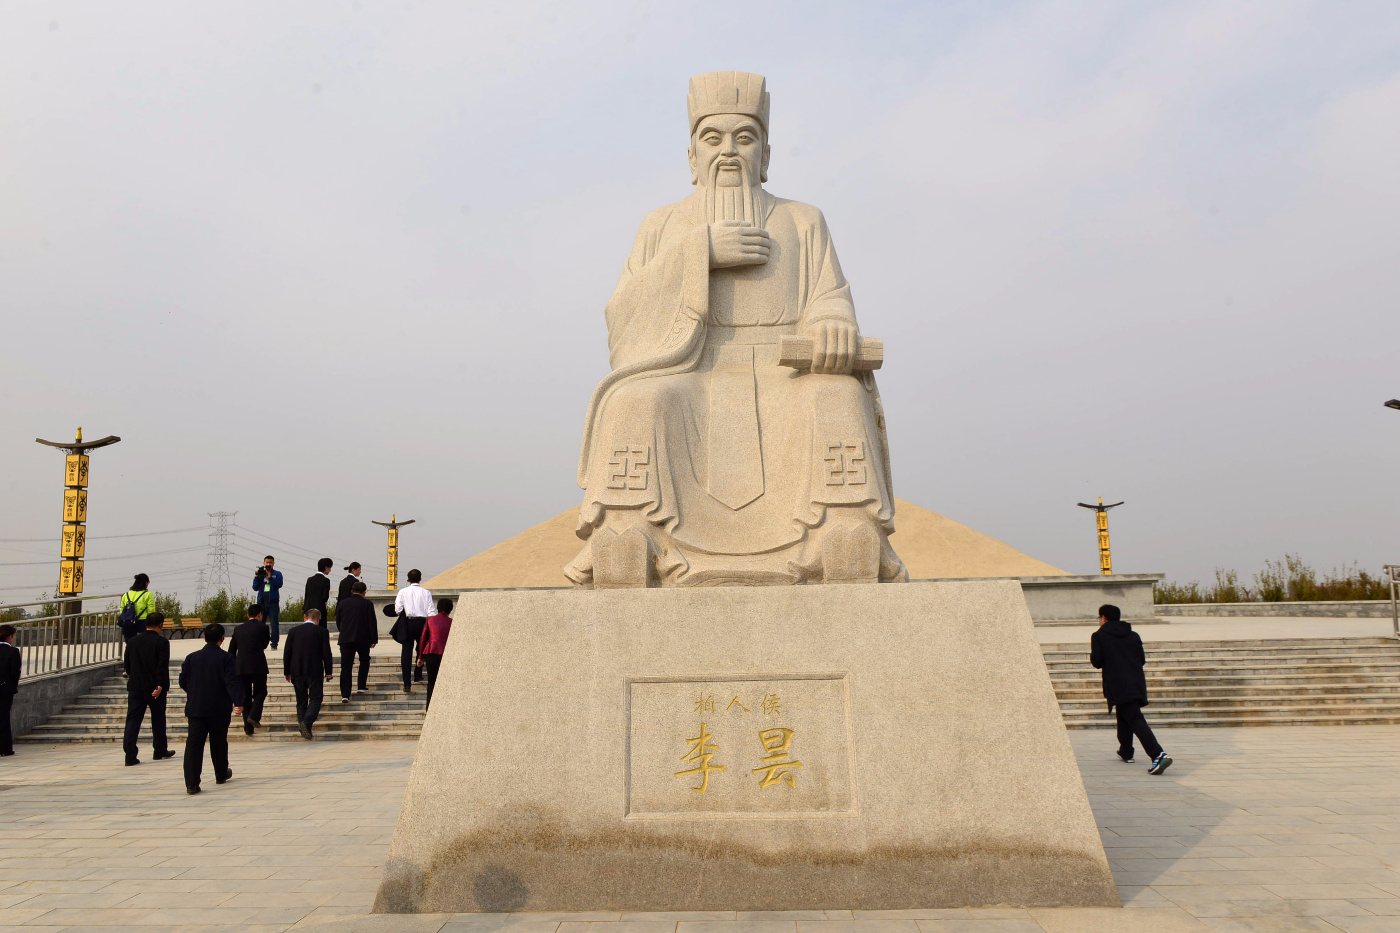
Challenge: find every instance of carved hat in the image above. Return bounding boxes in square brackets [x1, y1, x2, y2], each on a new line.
[687, 71, 769, 135]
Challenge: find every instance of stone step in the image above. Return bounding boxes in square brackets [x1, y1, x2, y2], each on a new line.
[1062, 712, 1400, 730]
[1061, 702, 1400, 721]
[1057, 693, 1400, 710]
[19, 728, 423, 743]
[1054, 683, 1400, 699]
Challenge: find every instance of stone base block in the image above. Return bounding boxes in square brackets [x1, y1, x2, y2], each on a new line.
[374, 581, 1116, 912]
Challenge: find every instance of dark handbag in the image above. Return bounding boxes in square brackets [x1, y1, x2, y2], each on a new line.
[389, 611, 407, 645]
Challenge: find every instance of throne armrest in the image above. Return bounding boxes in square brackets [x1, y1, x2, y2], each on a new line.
[777, 335, 883, 371]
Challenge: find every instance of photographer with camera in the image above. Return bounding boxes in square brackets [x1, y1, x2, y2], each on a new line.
[251, 556, 284, 649]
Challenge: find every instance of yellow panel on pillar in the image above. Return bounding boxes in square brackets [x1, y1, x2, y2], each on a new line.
[61, 526, 86, 558]
[65, 454, 89, 487]
[59, 560, 84, 595]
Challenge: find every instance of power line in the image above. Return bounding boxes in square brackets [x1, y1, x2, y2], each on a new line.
[231, 524, 328, 559]
[0, 545, 206, 567]
[0, 525, 208, 544]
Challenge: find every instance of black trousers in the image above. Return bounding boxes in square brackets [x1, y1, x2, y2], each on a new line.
[340, 644, 371, 697]
[399, 618, 426, 690]
[238, 673, 267, 723]
[292, 675, 324, 725]
[1115, 701, 1163, 760]
[0, 691, 14, 755]
[422, 653, 443, 711]
[122, 691, 169, 761]
[184, 713, 230, 789]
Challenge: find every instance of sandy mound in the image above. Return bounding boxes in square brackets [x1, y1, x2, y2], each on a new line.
[424, 498, 1065, 590]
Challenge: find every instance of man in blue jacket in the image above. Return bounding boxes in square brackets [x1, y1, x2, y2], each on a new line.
[253, 555, 284, 649]
[179, 624, 243, 795]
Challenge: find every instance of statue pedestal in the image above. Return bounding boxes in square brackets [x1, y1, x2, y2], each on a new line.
[374, 582, 1117, 912]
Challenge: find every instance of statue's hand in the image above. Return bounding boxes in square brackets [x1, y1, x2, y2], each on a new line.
[809, 320, 859, 375]
[708, 223, 770, 269]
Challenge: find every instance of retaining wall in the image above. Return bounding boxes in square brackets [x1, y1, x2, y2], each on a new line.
[1155, 601, 1396, 618]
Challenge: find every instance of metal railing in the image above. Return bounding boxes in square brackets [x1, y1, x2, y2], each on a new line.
[0, 593, 126, 682]
[1387, 566, 1400, 640]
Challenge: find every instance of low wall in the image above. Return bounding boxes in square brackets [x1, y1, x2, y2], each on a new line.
[371, 578, 1164, 628]
[13, 662, 121, 738]
[1155, 600, 1396, 618]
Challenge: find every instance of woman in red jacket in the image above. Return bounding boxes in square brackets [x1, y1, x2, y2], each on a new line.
[415, 598, 453, 710]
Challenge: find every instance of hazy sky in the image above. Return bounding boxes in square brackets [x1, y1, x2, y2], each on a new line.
[2, 0, 1398, 606]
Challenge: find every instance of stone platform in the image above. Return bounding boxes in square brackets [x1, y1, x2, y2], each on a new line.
[374, 581, 1116, 912]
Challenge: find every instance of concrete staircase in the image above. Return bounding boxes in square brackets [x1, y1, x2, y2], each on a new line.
[1047, 636, 1400, 729]
[21, 636, 1400, 742]
[19, 659, 425, 743]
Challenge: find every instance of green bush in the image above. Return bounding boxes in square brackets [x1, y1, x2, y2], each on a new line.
[193, 590, 251, 628]
[152, 591, 181, 623]
[1156, 556, 1393, 604]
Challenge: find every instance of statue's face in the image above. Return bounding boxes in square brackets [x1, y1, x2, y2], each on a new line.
[690, 113, 769, 187]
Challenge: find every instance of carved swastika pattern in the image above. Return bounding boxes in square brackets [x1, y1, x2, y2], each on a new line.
[823, 441, 867, 487]
[608, 445, 651, 491]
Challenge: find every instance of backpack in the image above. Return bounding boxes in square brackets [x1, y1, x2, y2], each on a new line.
[117, 593, 144, 639]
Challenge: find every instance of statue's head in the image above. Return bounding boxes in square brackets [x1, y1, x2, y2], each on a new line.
[687, 71, 770, 188]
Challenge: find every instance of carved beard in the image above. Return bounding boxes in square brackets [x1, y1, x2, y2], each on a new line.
[705, 157, 758, 226]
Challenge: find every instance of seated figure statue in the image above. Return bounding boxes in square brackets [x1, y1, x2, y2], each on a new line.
[567, 71, 907, 588]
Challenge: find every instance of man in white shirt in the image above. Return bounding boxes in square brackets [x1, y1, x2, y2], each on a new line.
[393, 570, 433, 693]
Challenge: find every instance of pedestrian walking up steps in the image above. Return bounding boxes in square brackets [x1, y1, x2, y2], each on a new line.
[19, 659, 426, 743]
[1048, 636, 1400, 729]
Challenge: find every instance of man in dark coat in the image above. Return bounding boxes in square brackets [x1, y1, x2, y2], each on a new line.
[228, 603, 271, 735]
[0, 624, 21, 757]
[122, 613, 175, 765]
[283, 608, 333, 739]
[178, 624, 243, 794]
[1091, 603, 1171, 774]
[303, 558, 334, 635]
[335, 580, 378, 703]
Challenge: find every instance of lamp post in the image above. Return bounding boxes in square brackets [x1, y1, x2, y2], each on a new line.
[1076, 497, 1124, 576]
[34, 427, 121, 635]
[371, 514, 415, 590]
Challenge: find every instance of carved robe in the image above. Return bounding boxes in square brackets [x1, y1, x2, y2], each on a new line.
[573, 186, 900, 585]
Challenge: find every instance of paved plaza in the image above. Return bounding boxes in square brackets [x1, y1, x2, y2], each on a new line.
[1, 725, 1399, 932]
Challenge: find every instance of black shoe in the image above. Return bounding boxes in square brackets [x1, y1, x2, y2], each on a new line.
[304, 722, 315, 740]
[1148, 754, 1173, 775]
[297, 721, 311, 740]
[216, 769, 233, 784]
[245, 721, 255, 736]
[0, 751, 14, 757]
[125, 759, 141, 766]
[186, 785, 201, 795]
[155, 750, 176, 760]
[1117, 751, 1134, 763]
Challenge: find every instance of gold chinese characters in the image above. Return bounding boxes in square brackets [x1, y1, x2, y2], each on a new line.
[752, 727, 803, 788]
[673, 723, 802, 794]
[675, 722, 726, 793]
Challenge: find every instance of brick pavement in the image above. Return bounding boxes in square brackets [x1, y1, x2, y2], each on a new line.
[2, 726, 1399, 932]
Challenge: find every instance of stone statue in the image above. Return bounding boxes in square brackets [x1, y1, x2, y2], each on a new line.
[567, 71, 906, 588]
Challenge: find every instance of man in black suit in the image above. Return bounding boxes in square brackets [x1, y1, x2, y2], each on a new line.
[335, 580, 378, 703]
[0, 624, 20, 757]
[228, 603, 271, 736]
[283, 608, 333, 739]
[122, 613, 175, 766]
[178, 624, 243, 794]
[303, 558, 334, 635]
